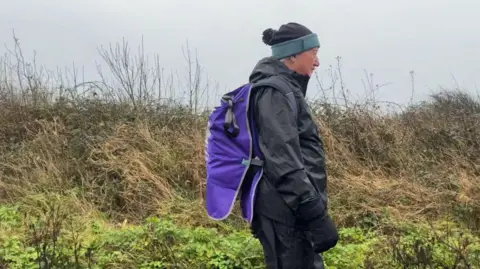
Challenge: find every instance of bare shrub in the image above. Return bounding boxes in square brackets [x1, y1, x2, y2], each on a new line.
[0, 33, 479, 231]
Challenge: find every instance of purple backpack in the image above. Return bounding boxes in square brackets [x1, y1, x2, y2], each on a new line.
[204, 76, 297, 224]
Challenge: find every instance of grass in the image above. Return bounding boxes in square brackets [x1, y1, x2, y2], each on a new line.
[0, 34, 479, 268]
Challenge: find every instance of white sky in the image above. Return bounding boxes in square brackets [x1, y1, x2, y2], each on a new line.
[1, 0, 479, 108]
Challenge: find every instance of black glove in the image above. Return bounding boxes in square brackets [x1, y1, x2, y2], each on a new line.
[296, 196, 338, 253]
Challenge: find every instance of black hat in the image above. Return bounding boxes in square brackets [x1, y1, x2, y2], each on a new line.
[262, 22, 320, 59]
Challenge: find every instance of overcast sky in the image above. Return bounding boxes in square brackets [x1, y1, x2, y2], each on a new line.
[1, 0, 479, 108]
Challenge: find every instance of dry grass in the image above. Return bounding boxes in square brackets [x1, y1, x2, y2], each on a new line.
[0, 35, 479, 233]
[310, 89, 480, 229]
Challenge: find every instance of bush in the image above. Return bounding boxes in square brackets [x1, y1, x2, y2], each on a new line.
[1, 34, 480, 268]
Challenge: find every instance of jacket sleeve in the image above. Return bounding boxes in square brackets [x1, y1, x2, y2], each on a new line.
[253, 87, 319, 214]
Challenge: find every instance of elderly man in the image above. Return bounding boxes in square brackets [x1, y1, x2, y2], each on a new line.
[248, 22, 338, 269]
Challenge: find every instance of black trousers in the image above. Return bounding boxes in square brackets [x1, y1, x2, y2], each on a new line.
[251, 214, 325, 269]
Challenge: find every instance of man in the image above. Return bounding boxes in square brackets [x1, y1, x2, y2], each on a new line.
[249, 22, 338, 269]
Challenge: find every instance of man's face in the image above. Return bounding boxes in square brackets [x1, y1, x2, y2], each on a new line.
[293, 47, 319, 77]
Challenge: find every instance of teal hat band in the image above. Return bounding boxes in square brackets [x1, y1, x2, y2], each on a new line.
[271, 33, 320, 59]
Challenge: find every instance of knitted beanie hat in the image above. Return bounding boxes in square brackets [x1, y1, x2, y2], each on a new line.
[262, 22, 320, 59]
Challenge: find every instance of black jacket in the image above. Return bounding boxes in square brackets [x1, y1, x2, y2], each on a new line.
[249, 57, 328, 226]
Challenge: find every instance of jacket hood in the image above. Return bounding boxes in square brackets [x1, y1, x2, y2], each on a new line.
[248, 57, 311, 96]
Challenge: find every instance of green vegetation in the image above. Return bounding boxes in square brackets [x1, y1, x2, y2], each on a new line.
[0, 36, 479, 268]
[2, 203, 479, 268]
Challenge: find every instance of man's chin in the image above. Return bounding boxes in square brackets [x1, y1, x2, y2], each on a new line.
[305, 68, 317, 77]
[294, 69, 314, 78]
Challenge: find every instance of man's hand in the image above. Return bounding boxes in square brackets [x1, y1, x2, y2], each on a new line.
[296, 196, 338, 253]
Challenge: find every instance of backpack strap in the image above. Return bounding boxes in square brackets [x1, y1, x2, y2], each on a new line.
[251, 76, 298, 119]
[221, 94, 240, 138]
[247, 76, 300, 227]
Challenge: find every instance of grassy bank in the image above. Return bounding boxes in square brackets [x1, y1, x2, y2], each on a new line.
[0, 36, 479, 268]
[1, 200, 480, 268]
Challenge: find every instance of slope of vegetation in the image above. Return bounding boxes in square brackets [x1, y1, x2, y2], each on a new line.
[0, 36, 479, 268]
